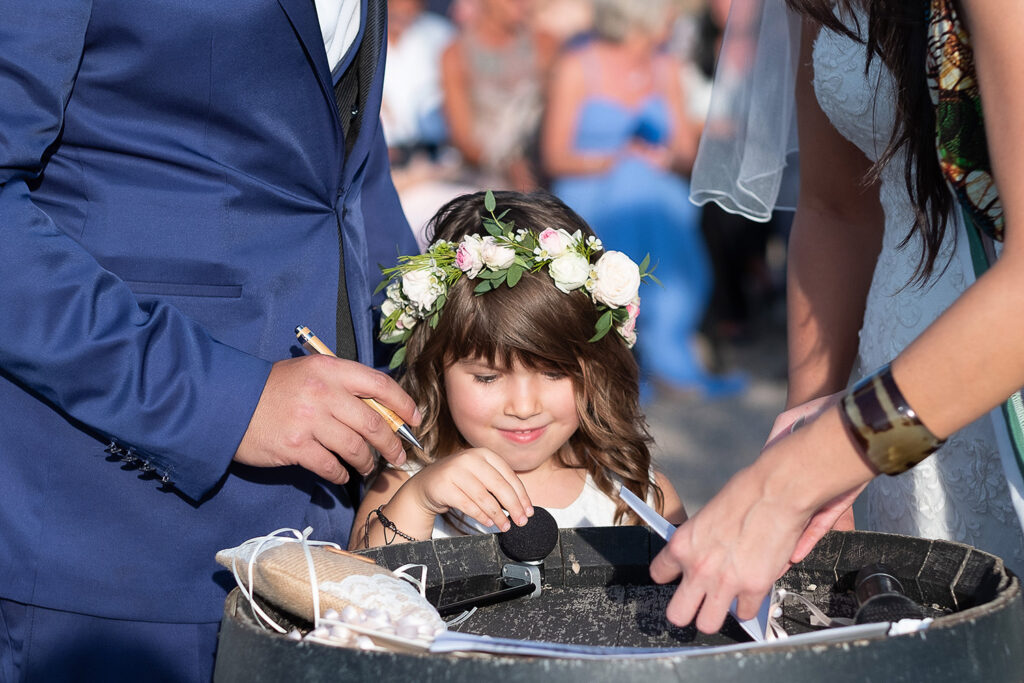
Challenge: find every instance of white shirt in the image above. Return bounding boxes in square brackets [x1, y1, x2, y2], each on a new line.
[314, 0, 361, 72]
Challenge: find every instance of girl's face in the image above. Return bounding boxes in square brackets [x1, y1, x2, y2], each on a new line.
[443, 357, 580, 473]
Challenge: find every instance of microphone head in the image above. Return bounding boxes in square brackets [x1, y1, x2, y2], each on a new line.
[854, 594, 927, 624]
[853, 563, 926, 624]
[498, 507, 558, 562]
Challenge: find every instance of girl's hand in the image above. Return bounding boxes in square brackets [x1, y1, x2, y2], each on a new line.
[405, 448, 534, 531]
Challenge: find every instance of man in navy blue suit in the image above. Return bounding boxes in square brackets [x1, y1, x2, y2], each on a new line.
[0, 1, 421, 680]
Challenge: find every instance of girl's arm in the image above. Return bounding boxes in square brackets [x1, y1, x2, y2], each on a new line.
[349, 448, 535, 549]
[540, 50, 617, 178]
[654, 471, 688, 525]
[349, 466, 412, 550]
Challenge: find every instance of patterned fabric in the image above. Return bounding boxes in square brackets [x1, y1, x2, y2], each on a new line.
[926, 0, 1004, 240]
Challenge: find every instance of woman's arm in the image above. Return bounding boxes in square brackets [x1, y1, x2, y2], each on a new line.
[661, 55, 701, 176]
[440, 40, 484, 166]
[785, 18, 884, 409]
[540, 50, 616, 178]
[650, 3, 1024, 635]
[897, 0, 1024, 438]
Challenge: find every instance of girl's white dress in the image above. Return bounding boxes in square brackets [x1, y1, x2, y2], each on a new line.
[398, 462, 656, 538]
[813, 24, 1024, 575]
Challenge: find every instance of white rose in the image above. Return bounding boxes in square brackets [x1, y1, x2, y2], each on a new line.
[590, 251, 641, 308]
[402, 268, 444, 312]
[547, 253, 591, 293]
[537, 228, 575, 259]
[479, 236, 516, 270]
[396, 311, 418, 330]
[455, 235, 485, 278]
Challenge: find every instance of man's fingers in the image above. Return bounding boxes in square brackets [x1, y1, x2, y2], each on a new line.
[312, 415, 376, 476]
[342, 361, 421, 426]
[329, 393, 406, 467]
[299, 446, 351, 485]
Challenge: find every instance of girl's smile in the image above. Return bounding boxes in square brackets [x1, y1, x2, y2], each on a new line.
[444, 358, 579, 473]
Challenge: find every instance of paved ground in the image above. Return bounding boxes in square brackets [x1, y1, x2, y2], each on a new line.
[645, 307, 789, 515]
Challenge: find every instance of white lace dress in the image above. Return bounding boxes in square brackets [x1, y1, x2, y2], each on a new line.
[813, 26, 1024, 575]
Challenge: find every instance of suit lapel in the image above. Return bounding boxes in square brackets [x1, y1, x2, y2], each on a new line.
[342, 0, 385, 185]
[277, 0, 338, 120]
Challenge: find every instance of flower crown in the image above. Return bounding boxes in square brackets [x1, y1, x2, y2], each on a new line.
[377, 191, 656, 369]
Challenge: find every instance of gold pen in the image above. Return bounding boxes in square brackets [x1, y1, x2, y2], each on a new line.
[295, 325, 423, 450]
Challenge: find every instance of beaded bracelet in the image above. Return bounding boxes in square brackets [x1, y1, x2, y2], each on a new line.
[839, 363, 946, 475]
[364, 505, 417, 548]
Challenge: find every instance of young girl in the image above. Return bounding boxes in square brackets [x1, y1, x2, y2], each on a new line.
[351, 190, 685, 548]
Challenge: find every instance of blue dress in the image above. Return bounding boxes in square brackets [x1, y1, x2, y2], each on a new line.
[553, 57, 715, 391]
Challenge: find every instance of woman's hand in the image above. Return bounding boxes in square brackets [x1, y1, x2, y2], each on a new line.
[764, 391, 843, 447]
[649, 405, 876, 633]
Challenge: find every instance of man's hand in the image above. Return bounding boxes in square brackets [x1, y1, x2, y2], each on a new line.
[234, 355, 421, 484]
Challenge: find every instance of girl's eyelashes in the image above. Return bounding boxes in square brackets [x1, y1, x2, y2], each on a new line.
[543, 370, 567, 380]
[472, 374, 499, 384]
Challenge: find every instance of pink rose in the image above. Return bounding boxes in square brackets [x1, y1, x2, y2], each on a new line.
[455, 236, 484, 278]
[537, 228, 574, 259]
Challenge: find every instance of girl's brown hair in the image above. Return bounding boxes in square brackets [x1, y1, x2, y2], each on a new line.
[397, 190, 662, 525]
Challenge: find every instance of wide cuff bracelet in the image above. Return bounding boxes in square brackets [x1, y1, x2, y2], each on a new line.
[839, 363, 946, 475]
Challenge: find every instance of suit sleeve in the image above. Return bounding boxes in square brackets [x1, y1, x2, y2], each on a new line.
[0, 1, 271, 501]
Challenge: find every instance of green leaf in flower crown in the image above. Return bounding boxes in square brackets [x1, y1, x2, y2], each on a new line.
[507, 265, 523, 287]
[474, 280, 493, 294]
[430, 312, 440, 328]
[484, 190, 496, 212]
[594, 309, 613, 335]
[639, 254, 651, 273]
[373, 279, 389, 295]
[389, 346, 407, 370]
[588, 324, 612, 343]
[483, 219, 503, 237]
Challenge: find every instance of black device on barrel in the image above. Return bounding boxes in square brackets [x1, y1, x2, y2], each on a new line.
[853, 562, 927, 624]
[435, 507, 559, 617]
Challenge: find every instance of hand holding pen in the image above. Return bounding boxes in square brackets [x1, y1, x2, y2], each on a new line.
[233, 328, 421, 485]
[295, 326, 422, 450]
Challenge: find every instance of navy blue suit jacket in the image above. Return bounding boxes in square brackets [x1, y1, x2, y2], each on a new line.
[0, 0, 417, 622]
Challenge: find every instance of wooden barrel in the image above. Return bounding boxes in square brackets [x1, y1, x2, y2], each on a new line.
[214, 528, 1023, 682]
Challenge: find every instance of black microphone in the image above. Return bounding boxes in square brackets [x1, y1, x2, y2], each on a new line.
[853, 563, 926, 624]
[436, 507, 558, 617]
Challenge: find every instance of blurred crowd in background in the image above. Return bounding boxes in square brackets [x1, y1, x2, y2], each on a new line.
[382, 0, 790, 402]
